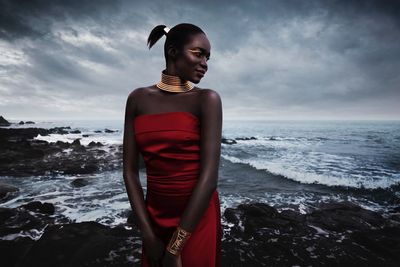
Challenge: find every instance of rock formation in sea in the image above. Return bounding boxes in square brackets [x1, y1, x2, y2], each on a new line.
[0, 116, 11, 126]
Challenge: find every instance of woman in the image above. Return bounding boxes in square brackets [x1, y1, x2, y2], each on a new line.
[123, 23, 223, 267]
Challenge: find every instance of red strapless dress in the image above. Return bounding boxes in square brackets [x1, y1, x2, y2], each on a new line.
[133, 111, 222, 267]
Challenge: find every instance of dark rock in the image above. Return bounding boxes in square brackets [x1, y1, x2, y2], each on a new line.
[69, 139, 85, 151]
[25, 121, 35, 124]
[0, 127, 69, 141]
[223, 208, 240, 225]
[88, 141, 103, 147]
[55, 140, 70, 149]
[4, 221, 138, 267]
[280, 209, 306, 223]
[31, 139, 49, 145]
[20, 201, 55, 215]
[221, 138, 236, 145]
[127, 210, 140, 228]
[94, 130, 102, 133]
[221, 201, 400, 266]
[0, 201, 65, 238]
[28, 148, 45, 158]
[0, 237, 34, 267]
[351, 227, 400, 262]
[92, 149, 106, 155]
[0, 207, 43, 237]
[389, 206, 400, 213]
[239, 203, 292, 234]
[71, 139, 81, 146]
[389, 214, 400, 223]
[0, 116, 11, 126]
[52, 126, 70, 134]
[73, 145, 86, 152]
[0, 182, 19, 202]
[19, 121, 25, 125]
[71, 178, 90, 187]
[0, 126, 121, 177]
[63, 163, 98, 175]
[82, 134, 89, 137]
[0, 203, 140, 267]
[306, 201, 384, 231]
[105, 128, 116, 133]
[235, 136, 257, 140]
[70, 130, 81, 134]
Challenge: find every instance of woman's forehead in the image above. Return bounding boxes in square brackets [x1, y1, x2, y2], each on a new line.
[186, 34, 211, 51]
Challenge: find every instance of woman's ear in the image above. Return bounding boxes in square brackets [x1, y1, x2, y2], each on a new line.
[167, 46, 178, 59]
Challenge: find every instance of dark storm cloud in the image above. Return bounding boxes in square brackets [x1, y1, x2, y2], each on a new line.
[0, 0, 399, 120]
[0, 0, 122, 40]
[25, 46, 90, 83]
[322, 0, 400, 23]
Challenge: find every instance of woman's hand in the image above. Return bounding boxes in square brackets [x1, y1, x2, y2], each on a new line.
[142, 234, 165, 267]
[161, 250, 182, 267]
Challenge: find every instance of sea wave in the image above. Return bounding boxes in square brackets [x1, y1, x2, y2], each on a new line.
[221, 154, 400, 189]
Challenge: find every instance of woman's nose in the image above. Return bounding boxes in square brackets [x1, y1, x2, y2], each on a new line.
[200, 57, 207, 68]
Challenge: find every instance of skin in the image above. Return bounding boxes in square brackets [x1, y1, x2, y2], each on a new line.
[123, 32, 222, 267]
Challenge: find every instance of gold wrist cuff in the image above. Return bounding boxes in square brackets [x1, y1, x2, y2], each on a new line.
[166, 226, 192, 255]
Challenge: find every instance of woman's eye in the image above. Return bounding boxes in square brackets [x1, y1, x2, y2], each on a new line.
[189, 50, 201, 56]
[189, 49, 210, 61]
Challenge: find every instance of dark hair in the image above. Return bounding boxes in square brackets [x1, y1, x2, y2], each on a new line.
[147, 23, 205, 63]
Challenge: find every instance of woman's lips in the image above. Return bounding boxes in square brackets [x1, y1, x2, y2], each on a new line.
[196, 70, 205, 77]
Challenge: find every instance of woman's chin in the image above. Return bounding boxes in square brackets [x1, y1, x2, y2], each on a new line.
[190, 77, 202, 84]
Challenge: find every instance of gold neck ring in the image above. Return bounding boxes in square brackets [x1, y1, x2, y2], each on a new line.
[156, 70, 194, 93]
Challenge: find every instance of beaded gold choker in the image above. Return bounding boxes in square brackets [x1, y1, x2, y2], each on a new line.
[156, 70, 194, 93]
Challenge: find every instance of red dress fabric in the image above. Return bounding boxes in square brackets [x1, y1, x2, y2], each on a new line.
[133, 111, 222, 267]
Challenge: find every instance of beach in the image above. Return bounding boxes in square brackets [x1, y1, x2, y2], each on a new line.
[1, 116, 399, 266]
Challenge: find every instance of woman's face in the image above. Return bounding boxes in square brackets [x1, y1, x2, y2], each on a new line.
[174, 33, 211, 84]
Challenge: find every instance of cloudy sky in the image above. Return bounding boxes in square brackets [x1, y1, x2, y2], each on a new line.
[1, 0, 399, 121]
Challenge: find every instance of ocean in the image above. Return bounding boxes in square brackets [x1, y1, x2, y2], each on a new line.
[1, 119, 399, 240]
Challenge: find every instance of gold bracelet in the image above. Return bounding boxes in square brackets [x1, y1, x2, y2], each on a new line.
[166, 226, 192, 255]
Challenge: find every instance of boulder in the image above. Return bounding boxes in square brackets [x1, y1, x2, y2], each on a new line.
[0, 116, 11, 126]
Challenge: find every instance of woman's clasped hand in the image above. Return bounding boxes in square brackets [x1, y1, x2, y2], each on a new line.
[161, 251, 182, 267]
[143, 235, 182, 267]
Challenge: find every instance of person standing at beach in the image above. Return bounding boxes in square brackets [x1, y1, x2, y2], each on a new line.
[122, 23, 223, 267]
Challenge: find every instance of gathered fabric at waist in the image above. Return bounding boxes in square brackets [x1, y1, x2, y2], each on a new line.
[146, 169, 200, 197]
[144, 189, 220, 231]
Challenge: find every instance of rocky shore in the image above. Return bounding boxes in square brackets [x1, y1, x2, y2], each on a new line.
[1, 117, 400, 266]
[0, 200, 399, 266]
[222, 201, 400, 266]
[0, 118, 146, 177]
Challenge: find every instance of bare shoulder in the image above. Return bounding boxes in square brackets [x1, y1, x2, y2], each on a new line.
[125, 87, 150, 115]
[127, 86, 148, 100]
[197, 88, 222, 121]
[127, 86, 156, 104]
[199, 88, 222, 106]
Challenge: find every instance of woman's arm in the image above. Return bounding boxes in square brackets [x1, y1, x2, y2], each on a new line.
[177, 89, 223, 232]
[122, 90, 156, 240]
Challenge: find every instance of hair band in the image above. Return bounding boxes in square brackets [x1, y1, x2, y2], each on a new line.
[164, 26, 170, 34]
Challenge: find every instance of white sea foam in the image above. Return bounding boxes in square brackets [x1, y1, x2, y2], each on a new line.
[34, 131, 122, 146]
[221, 153, 400, 189]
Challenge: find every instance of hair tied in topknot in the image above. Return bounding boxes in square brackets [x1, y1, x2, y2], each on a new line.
[164, 26, 170, 35]
[147, 25, 168, 50]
